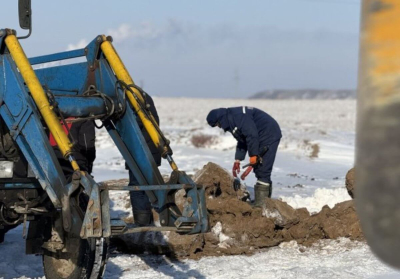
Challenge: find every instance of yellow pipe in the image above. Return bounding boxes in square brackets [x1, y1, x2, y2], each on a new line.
[100, 41, 160, 143]
[4, 35, 80, 171]
[170, 161, 178, 171]
[101, 39, 178, 171]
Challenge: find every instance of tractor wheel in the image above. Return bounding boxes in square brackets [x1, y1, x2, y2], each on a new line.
[43, 191, 108, 279]
[0, 229, 5, 244]
[43, 237, 108, 279]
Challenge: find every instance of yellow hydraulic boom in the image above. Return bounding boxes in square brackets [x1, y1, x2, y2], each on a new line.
[100, 37, 178, 171]
[4, 32, 80, 171]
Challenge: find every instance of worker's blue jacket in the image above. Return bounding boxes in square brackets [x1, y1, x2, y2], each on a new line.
[207, 107, 282, 160]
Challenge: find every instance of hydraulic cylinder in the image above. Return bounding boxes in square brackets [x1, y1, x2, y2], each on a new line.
[4, 34, 80, 171]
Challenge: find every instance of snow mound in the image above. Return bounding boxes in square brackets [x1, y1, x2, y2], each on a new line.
[211, 222, 230, 242]
[280, 187, 351, 214]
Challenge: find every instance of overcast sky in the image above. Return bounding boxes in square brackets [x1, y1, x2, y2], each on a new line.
[1, 0, 361, 98]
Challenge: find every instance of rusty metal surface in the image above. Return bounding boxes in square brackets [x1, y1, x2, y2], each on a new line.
[356, 0, 400, 268]
[122, 226, 178, 234]
[99, 184, 193, 191]
[101, 190, 111, 238]
[109, 218, 178, 235]
[80, 183, 103, 239]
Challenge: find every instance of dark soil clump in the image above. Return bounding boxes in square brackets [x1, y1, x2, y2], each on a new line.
[112, 162, 363, 259]
[346, 168, 355, 198]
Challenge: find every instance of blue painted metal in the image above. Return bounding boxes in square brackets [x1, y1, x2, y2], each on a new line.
[177, 172, 208, 233]
[93, 51, 207, 230]
[0, 182, 41, 189]
[34, 62, 89, 95]
[81, 181, 102, 238]
[0, 32, 208, 239]
[114, 110, 163, 184]
[95, 58, 162, 184]
[104, 123, 150, 185]
[101, 184, 194, 191]
[56, 95, 107, 118]
[29, 48, 86, 65]
[86, 36, 103, 68]
[9, 106, 32, 140]
[77, 171, 107, 238]
[79, 172, 94, 194]
[95, 60, 117, 98]
[0, 54, 66, 207]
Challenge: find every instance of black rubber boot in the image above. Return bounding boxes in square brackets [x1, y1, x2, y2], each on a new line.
[254, 180, 272, 207]
[129, 172, 154, 226]
[133, 210, 153, 226]
[130, 190, 153, 226]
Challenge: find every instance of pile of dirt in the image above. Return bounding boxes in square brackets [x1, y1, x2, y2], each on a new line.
[113, 162, 363, 259]
[346, 168, 355, 198]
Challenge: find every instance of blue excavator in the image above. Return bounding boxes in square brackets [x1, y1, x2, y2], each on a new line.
[0, 1, 208, 278]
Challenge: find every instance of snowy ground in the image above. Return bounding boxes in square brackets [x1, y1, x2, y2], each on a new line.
[1, 98, 400, 278]
[104, 239, 396, 279]
[94, 98, 357, 213]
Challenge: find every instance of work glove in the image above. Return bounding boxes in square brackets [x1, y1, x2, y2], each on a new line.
[241, 166, 253, 180]
[249, 156, 258, 166]
[241, 156, 258, 180]
[232, 161, 240, 177]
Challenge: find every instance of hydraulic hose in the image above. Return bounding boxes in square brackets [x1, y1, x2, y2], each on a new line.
[100, 37, 178, 171]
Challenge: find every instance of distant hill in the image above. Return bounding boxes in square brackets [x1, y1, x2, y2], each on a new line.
[249, 89, 356, 100]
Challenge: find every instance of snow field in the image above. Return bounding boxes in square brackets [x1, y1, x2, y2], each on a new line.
[103, 238, 396, 279]
[3, 98, 400, 278]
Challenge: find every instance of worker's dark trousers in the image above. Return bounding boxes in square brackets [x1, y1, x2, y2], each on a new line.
[129, 170, 152, 213]
[253, 140, 280, 184]
[128, 148, 161, 225]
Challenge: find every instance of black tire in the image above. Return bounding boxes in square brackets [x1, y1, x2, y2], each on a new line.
[0, 229, 5, 244]
[42, 238, 96, 279]
[42, 191, 108, 279]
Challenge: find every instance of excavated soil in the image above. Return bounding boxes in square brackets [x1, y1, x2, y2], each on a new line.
[346, 167, 355, 198]
[111, 162, 363, 259]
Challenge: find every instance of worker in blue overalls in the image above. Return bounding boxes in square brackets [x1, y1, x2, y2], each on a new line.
[207, 106, 281, 206]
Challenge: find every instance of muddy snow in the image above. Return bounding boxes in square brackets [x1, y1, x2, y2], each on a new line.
[1, 98, 400, 278]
